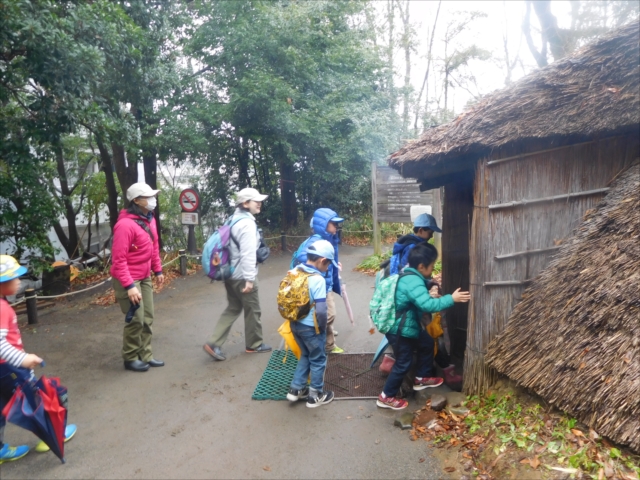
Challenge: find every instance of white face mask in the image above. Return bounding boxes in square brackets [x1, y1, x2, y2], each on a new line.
[145, 197, 157, 210]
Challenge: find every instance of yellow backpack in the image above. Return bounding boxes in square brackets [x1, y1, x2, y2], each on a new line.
[276, 269, 320, 331]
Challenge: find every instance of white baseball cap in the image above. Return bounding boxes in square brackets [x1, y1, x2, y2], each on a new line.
[126, 182, 160, 202]
[236, 188, 268, 205]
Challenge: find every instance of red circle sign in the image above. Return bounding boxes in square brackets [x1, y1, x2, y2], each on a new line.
[179, 188, 200, 212]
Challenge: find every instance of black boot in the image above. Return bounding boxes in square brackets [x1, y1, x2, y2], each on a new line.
[124, 360, 149, 372]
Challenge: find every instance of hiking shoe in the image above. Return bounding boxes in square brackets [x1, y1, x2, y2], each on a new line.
[413, 376, 444, 391]
[286, 386, 310, 402]
[329, 345, 344, 354]
[203, 343, 226, 361]
[306, 390, 335, 408]
[246, 343, 272, 353]
[35, 424, 77, 452]
[376, 393, 408, 410]
[0, 444, 30, 464]
[333, 330, 339, 337]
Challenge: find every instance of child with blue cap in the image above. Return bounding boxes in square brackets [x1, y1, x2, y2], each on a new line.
[286, 240, 337, 408]
[292, 208, 345, 353]
[385, 213, 441, 277]
[0, 255, 77, 463]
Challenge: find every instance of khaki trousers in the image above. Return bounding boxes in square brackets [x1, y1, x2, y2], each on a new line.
[325, 291, 337, 352]
[207, 278, 263, 349]
[113, 277, 155, 362]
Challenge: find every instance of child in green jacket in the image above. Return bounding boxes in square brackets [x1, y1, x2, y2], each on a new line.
[377, 244, 470, 410]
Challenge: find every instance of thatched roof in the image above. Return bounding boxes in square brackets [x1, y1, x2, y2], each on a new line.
[485, 163, 640, 452]
[389, 22, 640, 181]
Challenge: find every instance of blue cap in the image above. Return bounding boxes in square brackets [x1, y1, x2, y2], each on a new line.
[330, 216, 344, 223]
[306, 240, 338, 268]
[413, 213, 441, 233]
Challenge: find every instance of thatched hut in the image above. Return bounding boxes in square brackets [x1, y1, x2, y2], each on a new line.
[486, 164, 639, 452]
[387, 22, 639, 395]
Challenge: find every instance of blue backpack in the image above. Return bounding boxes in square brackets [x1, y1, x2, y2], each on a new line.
[201, 214, 250, 281]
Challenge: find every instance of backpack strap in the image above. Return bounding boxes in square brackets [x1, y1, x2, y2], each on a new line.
[227, 213, 254, 250]
[132, 219, 154, 243]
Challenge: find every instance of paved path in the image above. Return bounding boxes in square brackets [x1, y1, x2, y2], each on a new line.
[2, 246, 447, 479]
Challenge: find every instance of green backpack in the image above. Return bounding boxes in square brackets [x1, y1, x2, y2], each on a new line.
[369, 271, 416, 334]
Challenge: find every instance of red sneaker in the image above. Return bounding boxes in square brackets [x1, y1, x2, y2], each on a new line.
[413, 377, 444, 391]
[376, 393, 408, 410]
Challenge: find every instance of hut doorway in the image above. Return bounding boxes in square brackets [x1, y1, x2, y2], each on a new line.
[441, 168, 474, 362]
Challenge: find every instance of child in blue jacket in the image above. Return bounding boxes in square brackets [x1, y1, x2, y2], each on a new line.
[292, 208, 344, 353]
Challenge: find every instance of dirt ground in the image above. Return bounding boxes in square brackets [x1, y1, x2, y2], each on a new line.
[1, 245, 456, 480]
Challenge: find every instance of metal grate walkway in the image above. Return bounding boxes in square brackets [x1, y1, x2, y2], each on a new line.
[252, 351, 385, 400]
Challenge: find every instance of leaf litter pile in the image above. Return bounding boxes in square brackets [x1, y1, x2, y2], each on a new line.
[410, 393, 639, 480]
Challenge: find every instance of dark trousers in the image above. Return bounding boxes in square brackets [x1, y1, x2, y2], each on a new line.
[382, 330, 435, 397]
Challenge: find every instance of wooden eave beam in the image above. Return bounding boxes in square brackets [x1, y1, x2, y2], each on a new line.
[488, 188, 610, 211]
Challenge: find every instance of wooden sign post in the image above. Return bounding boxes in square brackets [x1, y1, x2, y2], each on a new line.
[371, 163, 441, 255]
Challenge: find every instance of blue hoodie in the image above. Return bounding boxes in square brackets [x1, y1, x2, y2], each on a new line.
[292, 208, 341, 295]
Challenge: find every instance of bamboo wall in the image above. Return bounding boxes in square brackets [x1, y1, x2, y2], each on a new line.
[464, 134, 640, 394]
[442, 169, 474, 360]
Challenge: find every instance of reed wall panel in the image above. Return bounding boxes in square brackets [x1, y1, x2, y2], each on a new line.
[464, 134, 640, 394]
[441, 169, 474, 359]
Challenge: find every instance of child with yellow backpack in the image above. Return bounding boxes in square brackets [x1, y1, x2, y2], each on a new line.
[277, 240, 337, 408]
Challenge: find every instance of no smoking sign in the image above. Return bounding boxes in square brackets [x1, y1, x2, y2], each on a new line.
[179, 188, 200, 212]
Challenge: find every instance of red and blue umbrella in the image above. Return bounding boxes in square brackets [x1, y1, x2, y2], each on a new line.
[1, 375, 68, 463]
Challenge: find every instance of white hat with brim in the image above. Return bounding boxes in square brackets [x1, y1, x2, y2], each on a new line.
[236, 188, 268, 205]
[126, 182, 161, 202]
[305, 240, 338, 268]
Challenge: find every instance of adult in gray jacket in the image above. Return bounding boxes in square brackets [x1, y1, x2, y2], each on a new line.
[203, 188, 272, 360]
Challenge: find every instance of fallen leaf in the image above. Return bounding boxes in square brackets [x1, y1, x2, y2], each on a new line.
[535, 444, 547, 454]
[520, 459, 530, 465]
[571, 429, 584, 437]
[263, 466, 271, 472]
[375, 439, 380, 445]
[444, 466, 455, 472]
[346, 416, 352, 419]
[418, 458, 425, 463]
[368, 328, 375, 335]
[589, 429, 600, 441]
[530, 456, 541, 469]
[579, 362, 586, 369]
[598, 468, 605, 480]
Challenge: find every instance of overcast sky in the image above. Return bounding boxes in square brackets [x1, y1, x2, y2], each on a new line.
[383, 1, 577, 116]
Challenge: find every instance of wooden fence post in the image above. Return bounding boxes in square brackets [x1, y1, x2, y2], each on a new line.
[371, 162, 381, 255]
[26, 288, 38, 325]
[179, 249, 187, 276]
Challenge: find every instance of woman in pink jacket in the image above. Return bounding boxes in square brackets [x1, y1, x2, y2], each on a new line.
[111, 183, 165, 372]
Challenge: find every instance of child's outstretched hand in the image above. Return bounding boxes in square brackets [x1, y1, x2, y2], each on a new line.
[21, 353, 44, 369]
[452, 288, 471, 303]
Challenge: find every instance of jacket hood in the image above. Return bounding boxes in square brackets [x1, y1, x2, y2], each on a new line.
[392, 234, 422, 255]
[311, 208, 339, 242]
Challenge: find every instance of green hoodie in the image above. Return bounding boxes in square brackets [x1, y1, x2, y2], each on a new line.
[388, 267, 455, 339]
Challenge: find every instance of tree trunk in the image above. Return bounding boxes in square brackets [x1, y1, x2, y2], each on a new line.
[414, 0, 441, 132]
[53, 145, 83, 258]
[278, 144, 297, 230]
[112, 142, 137, 197]
[96, 135, 121, 230]
[397, 0, 412, 135]
[142, 123, 162, 250]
